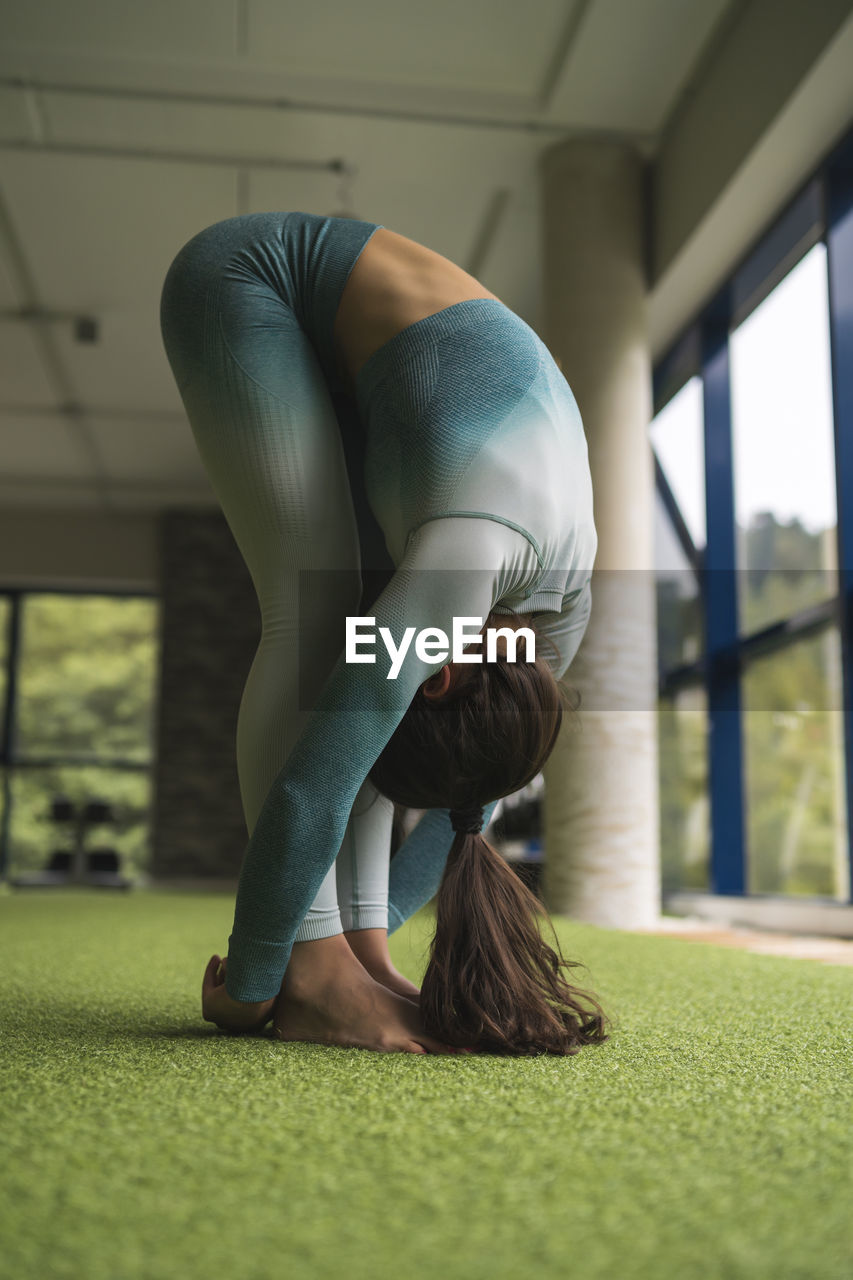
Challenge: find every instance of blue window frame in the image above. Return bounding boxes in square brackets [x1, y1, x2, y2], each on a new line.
[653, 123, 853, 905]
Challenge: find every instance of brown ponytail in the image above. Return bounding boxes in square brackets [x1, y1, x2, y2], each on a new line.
[420, 827, 609, 1055]
[369, 610, 611, 1056]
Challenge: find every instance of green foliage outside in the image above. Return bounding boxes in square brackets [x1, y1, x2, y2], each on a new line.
[0, 596, 8, 725]
[737, 512, 836, 635]
[658, 692, 709, 895]
[1, 595, 159, 879]
[658, 514, 847, 900]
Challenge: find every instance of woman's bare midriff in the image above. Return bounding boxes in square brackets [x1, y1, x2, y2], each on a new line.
[332, 227, 502, 397]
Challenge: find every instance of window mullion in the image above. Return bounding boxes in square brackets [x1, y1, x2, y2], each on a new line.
[701, 303, 746, 897]
[826, 141, 853, 905]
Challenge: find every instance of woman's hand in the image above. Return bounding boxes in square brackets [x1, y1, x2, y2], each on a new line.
[201, 954, 275, 1034]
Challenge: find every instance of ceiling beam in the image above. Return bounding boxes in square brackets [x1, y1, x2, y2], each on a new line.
[535, 0, 594, 115]
[0, 137, 344, 173]
[649, 7, 853, 356]
[0, 74, 654, 142]
[466, 188, 512, 279]
[653, 0, 853, 278]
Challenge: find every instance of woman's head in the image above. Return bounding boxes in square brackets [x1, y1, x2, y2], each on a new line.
[369, 611, 563, 813]
[368, 610, 611, 1056]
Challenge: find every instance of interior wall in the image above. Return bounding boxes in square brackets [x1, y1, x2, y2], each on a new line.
[652, 0, 852, 282]
[0, 506, 161, 591]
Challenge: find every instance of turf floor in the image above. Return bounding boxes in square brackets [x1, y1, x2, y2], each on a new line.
[0, 888, 851, 1280]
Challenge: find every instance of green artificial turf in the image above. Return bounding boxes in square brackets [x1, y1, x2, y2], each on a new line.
[0, 888, 851, 1280]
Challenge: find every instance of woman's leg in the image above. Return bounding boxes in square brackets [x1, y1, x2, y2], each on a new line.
[161, 236, 361, 941]
[161, 226, 406, 961]
[335, 779, 394, 932]
[161, 228, 460, 1051]
[334, 779, 419, 1002]
[325, 393, 418, 987]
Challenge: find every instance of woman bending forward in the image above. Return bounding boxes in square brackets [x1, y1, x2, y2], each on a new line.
[160, 213, 609, 1056]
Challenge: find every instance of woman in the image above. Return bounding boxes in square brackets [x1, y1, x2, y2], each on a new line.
[160, 212, 609, 1056]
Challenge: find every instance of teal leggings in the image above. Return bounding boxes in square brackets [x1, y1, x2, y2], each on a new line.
[161, 214, 400, 940]
[160, 213, 500, 944]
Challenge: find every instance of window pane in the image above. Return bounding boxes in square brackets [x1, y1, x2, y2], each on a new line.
[0, 595, 10, 734]
[730, 244, 837, 634]
[16, 595, 158, 762]
[659, 687, 709, 894]
[655, 491, 702, 669]
[649, 376, 706, 549]
[742, 628, 848, 899]
[0, 769, 7, 874]
[6, 764, 153, 880]
[0, 600, 9, 870]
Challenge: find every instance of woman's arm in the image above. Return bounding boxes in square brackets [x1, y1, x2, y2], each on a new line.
[386, 798, 501, 931]
[224, 517, 536, 1002]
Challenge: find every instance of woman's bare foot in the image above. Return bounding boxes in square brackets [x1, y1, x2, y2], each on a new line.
[273, 934, 452, 1054]
[343, 927, 421, 1004]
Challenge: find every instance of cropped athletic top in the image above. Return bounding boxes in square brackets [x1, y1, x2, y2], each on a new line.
[351, 294, 597, 670]
[198, 213, 598, 1001]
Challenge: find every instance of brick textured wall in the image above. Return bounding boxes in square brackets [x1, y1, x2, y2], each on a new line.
[151, 509, 259, 878]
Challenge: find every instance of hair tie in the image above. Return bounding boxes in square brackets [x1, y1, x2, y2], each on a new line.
[450, 804, 485, 835]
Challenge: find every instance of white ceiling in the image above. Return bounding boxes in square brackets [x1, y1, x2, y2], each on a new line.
[0, 0, 736, 511]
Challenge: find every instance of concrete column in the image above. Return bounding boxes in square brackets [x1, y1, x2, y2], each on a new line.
[539, 138, 660, 929]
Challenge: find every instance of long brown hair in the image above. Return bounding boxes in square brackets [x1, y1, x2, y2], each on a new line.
[369, 611, 610, 1056]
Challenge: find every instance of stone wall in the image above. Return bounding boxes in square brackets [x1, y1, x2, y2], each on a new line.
[151, 509, 259, 879]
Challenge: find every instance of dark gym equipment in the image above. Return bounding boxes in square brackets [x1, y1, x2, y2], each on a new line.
[10, 796, 132, 889]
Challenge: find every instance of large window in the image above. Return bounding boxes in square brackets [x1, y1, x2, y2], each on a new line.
[0, 594, 11, 869]
[650, 374, 707, 551]
[651, 376, 705, 672]
[0, 592, 159, 882]
[730, 243, 837, 635]
[652, 135, 853, 908]
[652, 376, 710, 895]
[658, 686, 709, 895]
[741, 629, 847, 897]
